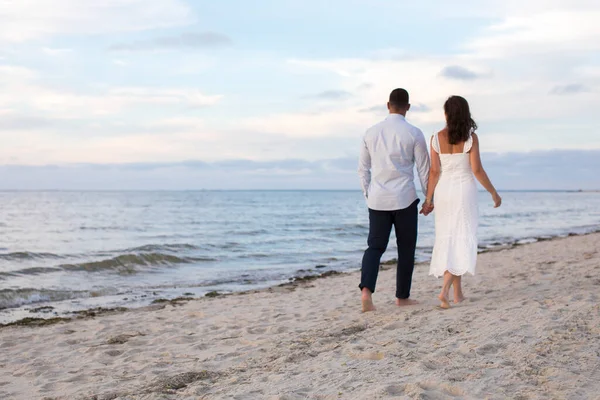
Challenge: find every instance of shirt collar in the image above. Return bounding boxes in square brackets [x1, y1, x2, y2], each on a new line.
[386, 113, 406, 120]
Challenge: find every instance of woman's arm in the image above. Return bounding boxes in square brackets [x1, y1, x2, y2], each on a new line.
[469, 133, 502, 207]
[422, 136, 441, 214]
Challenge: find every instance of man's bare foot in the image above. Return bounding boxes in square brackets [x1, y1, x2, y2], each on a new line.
[362, 298, 376, 312]
[453, 293, 465, 304]
[361, 288, 376, 312]
[395, 298, 418, 307]
[438, 293, 451, 309]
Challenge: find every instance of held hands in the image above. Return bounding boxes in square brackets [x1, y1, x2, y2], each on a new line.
[492, 191, 502, 208]
[420, 200, 434, 216]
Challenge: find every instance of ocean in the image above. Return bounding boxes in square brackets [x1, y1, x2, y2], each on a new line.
[1, 190, 599, 323]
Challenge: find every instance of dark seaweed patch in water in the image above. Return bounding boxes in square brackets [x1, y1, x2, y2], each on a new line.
[152, 297, 194, 305]
[29, 306, 55, 313]
[71, 307, 128, 317]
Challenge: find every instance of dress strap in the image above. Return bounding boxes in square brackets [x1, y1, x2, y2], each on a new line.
[431, 133, 440, 153]
[463, 134, 473, 153]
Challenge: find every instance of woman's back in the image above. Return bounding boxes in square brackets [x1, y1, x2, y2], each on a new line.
[432, 130, 474, 178]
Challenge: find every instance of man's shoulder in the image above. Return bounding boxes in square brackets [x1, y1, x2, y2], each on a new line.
[363, 119, 387, 138]
[366, 118, 387, 131]
[364, 117, 424, 139]
[403, 119, 424, 136]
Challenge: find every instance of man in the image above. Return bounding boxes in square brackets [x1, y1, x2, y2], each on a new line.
[358, 88, 432, 312]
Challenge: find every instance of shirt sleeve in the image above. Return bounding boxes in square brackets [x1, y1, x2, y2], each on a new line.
[358, 133, 371, 198]
[414, 129, 430, 198]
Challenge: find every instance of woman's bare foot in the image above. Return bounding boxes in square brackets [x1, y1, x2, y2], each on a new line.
[453, 293, 465, 304]
[395, 298, 418, 307]
[453, 275, 464, 303]
[438, 293, 451, 309]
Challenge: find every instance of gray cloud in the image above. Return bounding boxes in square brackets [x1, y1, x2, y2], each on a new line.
[305, 90, 352, 100]
[359, 105, 387, 114]
[550, 83, 590, 95]
[110, 32, 232, 52]
[440, 65, 482, 80]
[0, 115, 65, 130]
[410, 103, 431, 113]
[2, 150, 599, 190]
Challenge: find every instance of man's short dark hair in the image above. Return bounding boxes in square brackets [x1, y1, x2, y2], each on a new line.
[389, 88, 409, 108]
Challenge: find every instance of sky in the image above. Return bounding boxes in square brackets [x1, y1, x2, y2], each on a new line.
[1, 0, 599, 190]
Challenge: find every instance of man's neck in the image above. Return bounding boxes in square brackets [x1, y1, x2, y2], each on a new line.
[389, 111, 406, 117]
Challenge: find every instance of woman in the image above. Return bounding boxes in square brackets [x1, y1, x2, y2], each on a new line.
[423, 96, 501, 309]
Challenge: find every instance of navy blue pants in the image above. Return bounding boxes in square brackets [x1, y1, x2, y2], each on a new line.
[359, 199, 419, 299]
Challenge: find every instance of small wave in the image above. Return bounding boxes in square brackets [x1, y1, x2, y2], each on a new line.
[225, 229, 269, 236]
[0, 266, 63, 279]
[122, 243, 201, 252]
[295, 224, 368, 233]
[58, 253, 215, 274]
[0, 288, 88, 309]
[79, 225, 135, 231]
[204, 242, 243, 250]
[0, 251, 63, 261]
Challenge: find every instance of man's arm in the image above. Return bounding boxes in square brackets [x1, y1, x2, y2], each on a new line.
[414, 129, 430, 198]
[358, 134, 371, 198]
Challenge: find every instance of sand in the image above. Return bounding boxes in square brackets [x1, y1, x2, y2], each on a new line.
[1, 233, 599, 400]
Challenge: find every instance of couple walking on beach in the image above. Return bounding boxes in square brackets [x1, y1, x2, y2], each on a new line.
[358, 88, 502, 311]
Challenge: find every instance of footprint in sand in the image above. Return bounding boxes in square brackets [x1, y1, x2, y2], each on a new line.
[246, 326, 267, 334]
[476, 342, 503, 355]
[422, 360, 440, 370]
[383, 384, 406, 396]
[408, 381, 465, 399]
[383, 322, 402, 330]
[267, 325, 288, 334]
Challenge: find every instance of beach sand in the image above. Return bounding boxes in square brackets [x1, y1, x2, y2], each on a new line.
[1, 233, 599, 399]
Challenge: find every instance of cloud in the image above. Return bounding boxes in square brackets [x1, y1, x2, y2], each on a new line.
[465, 8, 600, 57]
[0, 0, 194, 42]
[440, 66, 482, 81]
[0, 66, 223, 119]
[410, 103, 431, 113]
[110, 32, 232, 52]
[107, 87, 223, 108]
[359, 105, 387, 114]
[1, 150, 599, 190]
[550, 83, 590, 95]
[304, 90, 352, 100]
[0, 114, 70, 130]
[241, 108, 373, 138]
[42, 47, 73, 56]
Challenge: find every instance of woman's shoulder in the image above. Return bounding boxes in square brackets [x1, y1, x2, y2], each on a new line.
[432, 128, 447, 141]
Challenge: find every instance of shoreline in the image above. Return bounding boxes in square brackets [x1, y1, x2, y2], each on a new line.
[2, 227, 599, 329]
[1, 231, 599, 398]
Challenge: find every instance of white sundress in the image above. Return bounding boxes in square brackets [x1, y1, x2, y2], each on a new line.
[429, 133, 478, 278]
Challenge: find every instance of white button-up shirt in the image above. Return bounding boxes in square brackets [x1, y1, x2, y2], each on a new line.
[358, 113, 430, 211]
